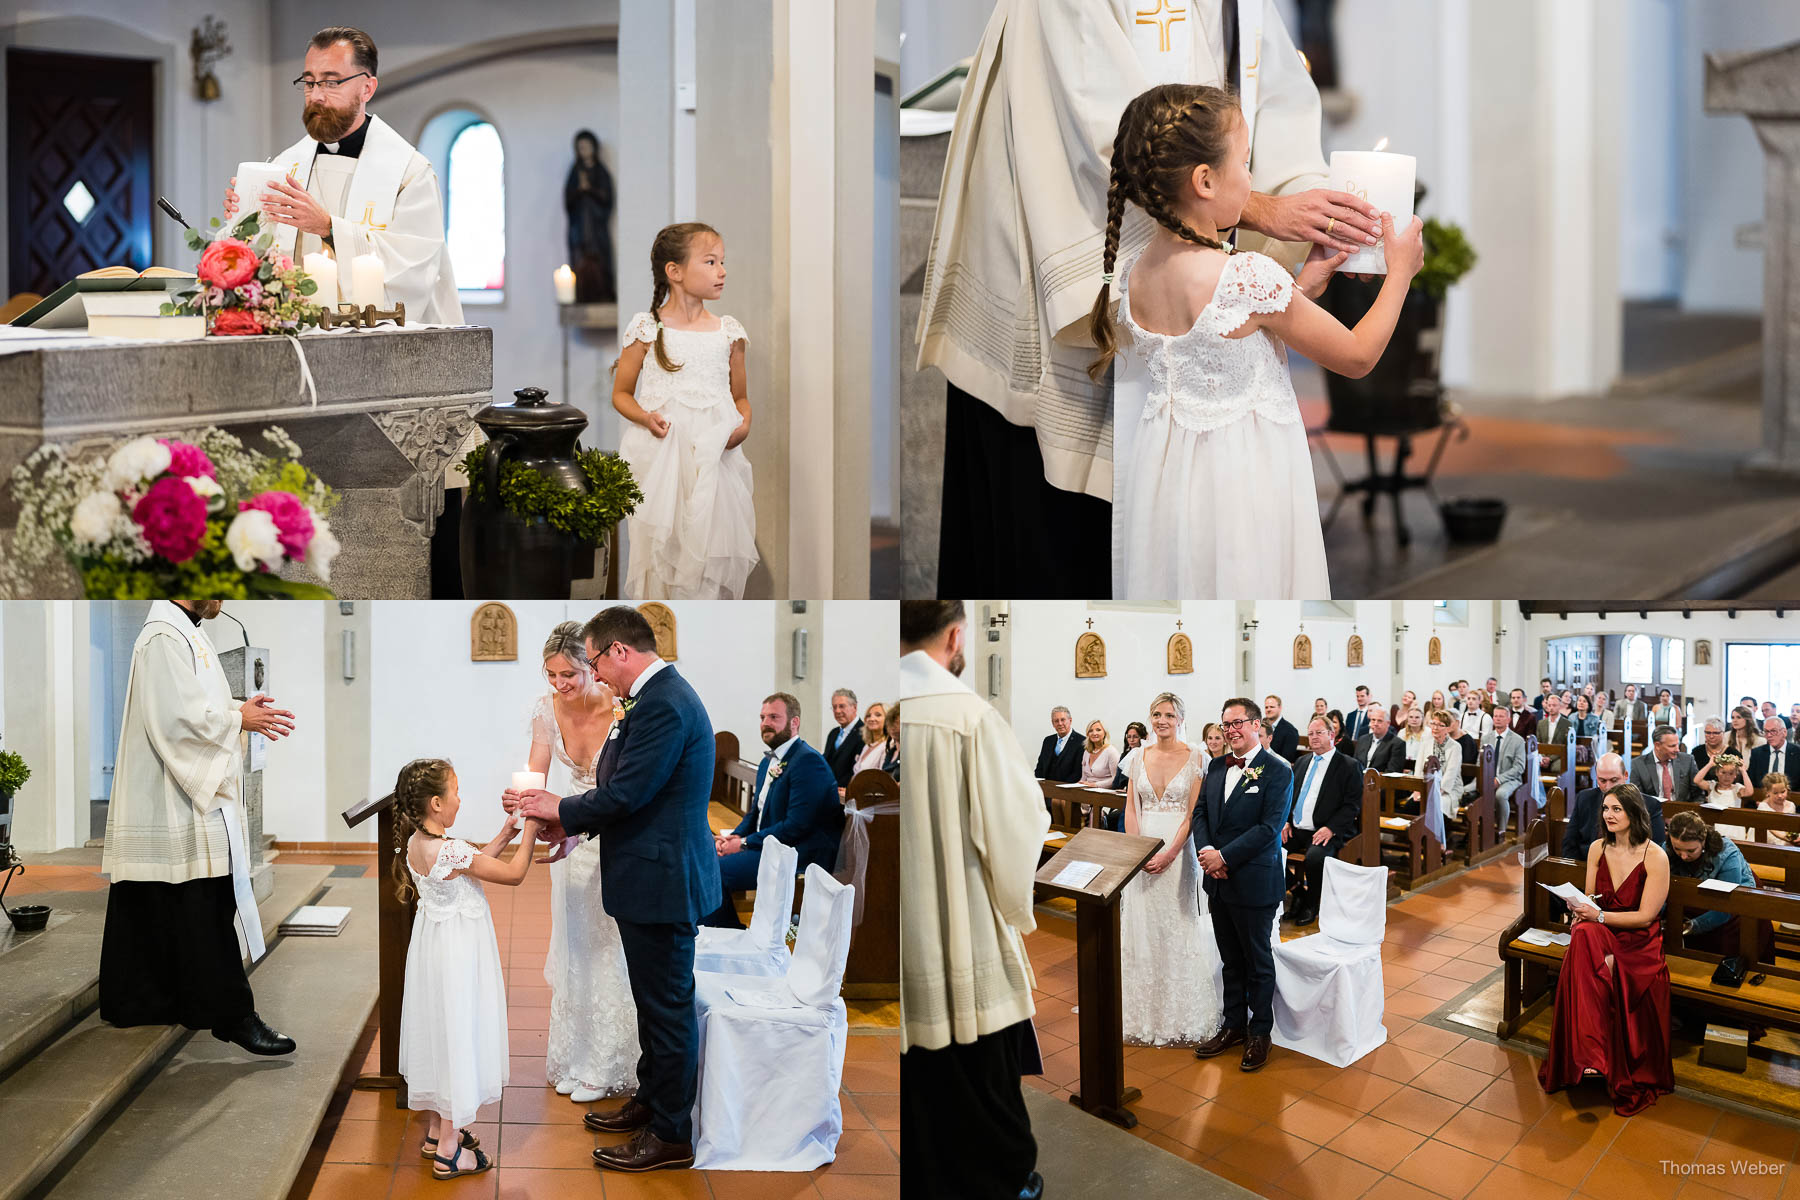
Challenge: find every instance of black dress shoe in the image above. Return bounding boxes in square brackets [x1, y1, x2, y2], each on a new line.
[1291, 906, 1319, 926]
[1193, 1026, 1246, 1059]
[592, 1126, 695, 1172]
[1019, 1169, 1045, 1199]
[211, 1012, 296, 1056]
[1241, 1034, 1271, 1072]
[584, 1097, 654, 1133]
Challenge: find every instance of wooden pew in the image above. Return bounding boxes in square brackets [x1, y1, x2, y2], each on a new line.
[1374, 774, 1450, 889]
[1040, 780, 1121, 833]
[711, 731, 756, 815]
[840, 769, 900, 997]
[1282, 768, 1382, 892]
[1498, 818, 1800, 1039]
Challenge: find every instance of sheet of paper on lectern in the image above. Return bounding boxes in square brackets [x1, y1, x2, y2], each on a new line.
[1051, 859, 1104, 889]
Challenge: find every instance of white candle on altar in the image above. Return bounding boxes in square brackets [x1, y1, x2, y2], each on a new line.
[511, 768, 546, 794]
[553, 264, 576, 305]
[302, 252, 338, 308]
[350, 253, 385, 307]
[1329, 137, 1416, 275]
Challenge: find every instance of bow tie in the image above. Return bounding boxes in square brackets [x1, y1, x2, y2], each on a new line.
[1223, 755, 1247, 769]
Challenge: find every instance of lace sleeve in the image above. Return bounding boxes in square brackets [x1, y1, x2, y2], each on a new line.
[430, 838, 478, 880]
[530, 694, 555, 748]
[622, 312, 658, 345]
[1216, 252, 1294, 334]
[720, 315, 749, 347]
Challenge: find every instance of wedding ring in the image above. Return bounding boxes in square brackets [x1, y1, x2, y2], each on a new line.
[1326, 217, 1337, 235]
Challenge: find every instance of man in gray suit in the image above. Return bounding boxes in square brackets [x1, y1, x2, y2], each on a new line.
[1629, 725, 1696, 804]
[1613, 685, 1647, 729]
[1351, 703, 1405, 773]
[1539, 694, 1572, 750]
[1492, 706, 1527, 833]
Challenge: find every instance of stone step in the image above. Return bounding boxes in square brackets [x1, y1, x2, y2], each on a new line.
[0, 864, 330, 1200]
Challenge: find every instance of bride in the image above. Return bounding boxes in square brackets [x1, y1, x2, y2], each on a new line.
[527, 622, 639, 1102]
[1121, 692, 1224, 1046]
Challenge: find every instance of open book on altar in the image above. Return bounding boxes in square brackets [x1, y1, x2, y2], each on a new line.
[11, 265, 198, 329]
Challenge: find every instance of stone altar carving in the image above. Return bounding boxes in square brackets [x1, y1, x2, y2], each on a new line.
[471, 602, 517, 662]
[1167, 632, 1193, 675]
[637, 602, 678, 662]
[1075, 632, 1106, 679]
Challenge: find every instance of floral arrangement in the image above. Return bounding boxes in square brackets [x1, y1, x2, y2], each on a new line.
[459, 443, 642, 547]
[0, 751, 28, 798]
[2, 428, 340, 599]
[160, 212, 323, 336]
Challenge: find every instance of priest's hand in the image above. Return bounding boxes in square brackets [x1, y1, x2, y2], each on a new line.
[239, 694, 296, 738]
[224, 176, 239, 221]
[1296, 244, 1351, 300]
[1240, 189, 1380, 256]
[264, 176, 332, 239]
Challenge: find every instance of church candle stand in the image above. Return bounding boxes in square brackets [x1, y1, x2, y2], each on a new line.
[1033, 827, 1161, 1129]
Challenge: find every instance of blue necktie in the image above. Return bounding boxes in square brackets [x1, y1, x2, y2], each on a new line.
[1298, 757, 1320, 826]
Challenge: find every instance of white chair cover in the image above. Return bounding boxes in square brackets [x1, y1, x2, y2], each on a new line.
[694, 836, 797, 977]
[692, 865, 856, 1170]
[1271, 858, 1388, 1067]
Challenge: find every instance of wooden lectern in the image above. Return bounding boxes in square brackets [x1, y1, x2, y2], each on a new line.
[342, 791, 413, 1107]
[1034, 826, 1161, 1129]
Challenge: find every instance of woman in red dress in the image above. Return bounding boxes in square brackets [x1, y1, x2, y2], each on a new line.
[1539, 782, 1673, 1116]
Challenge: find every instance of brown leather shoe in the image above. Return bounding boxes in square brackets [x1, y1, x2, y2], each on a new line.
[1193, 1026, 1246, 1059]
[592, 1126, 696, 1172]
[1241, 1034, 1271, 1072]
[584, 1097, 653, 1133]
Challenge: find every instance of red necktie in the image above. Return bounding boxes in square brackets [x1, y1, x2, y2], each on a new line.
[1662, 760, 1673, 798]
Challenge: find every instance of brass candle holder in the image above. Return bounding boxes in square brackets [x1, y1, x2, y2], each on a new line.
[317, 301, 407, 330]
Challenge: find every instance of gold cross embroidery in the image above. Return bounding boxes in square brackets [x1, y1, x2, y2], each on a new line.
[1244, 38, 1261, 80]
[1135, 0, 1188, 54]
[357, 202, 388, 231]
[193, 642, 210, 670]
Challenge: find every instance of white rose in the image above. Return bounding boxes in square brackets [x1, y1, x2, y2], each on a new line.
[102, 437, 172, 492]
[304, 514, 341, 583]
[225, 508, 284, 573]
[70, 490, 122, 547]
[185, 475, 225, 510]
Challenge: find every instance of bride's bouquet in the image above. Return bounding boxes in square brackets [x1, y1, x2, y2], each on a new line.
[1, 427, 340, 598]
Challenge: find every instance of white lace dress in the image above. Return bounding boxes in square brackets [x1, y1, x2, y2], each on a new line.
[398, 838, 509, 1127]
[1121, 748, 1224, 1047]
[1113, 251, 1330, 598]
[618, 312, 759, 600]
[534, 695, 639, 1097]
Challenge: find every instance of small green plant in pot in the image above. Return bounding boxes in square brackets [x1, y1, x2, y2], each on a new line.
[0, 750, 29, 801]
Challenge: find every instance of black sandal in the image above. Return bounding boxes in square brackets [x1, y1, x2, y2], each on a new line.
[431, 1145, 492, 1180]
[420, 1128, 480, 1160]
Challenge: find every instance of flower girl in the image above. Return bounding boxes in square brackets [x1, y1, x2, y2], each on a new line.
[613, 222, 759, 600]
[390, 758, 542, 1181]
[1091, 84, 1424, 598]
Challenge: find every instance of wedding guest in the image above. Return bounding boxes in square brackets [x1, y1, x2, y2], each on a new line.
[1667, 811, 1762, 957]
[1343, 685, 1374, 743]
[1326, 709, 1349, 755]
[1758, 775, 1798, 845]
[822, 688, 865, 786]
[1691, 717, 1726, 773]
[882, 704, 901, 780]
[1694, 752, 1752, 808]
[1400, 707, 1431, 772]
[1563, 754, 1664, 860]
[1114, 721, 1151, 789]
[1540, 694, 1572, 749]
[1573, 694, 1602, 739]
[705, 693, 841, 929]
[392, 759, 543, 1179]
[1202, 722, 1227, 762]
[1492, 706, 1527, 833]
[1458, 693, 1492, 743]
[1352, 704, 1405, 773]
[851, 701, 892, 778]
[1264, 695, 1299, 761]
[1034, 706, 1084, 782]
[1080, 720, 1120, 786]
[1629, 727, 1696, 805]
[1560, 690, 1577, 718]
[1484, 677, 1502, 709]
[900, 601, 1047, 1200]
[1651, 688, 1681, 733]
[1391, 690, 1417, 727]
[1428, 710, 1467, 814]
[1259, 719, 1277, 753]
[1539, 783, 1672, 1117]
[1726, 705, 1764, 759]
[1762, 700, 1789, 733]
[1428, 690, 1450, 723]
[1535, 678, 1555, 716]
[1508, 688, 1539, 738]
[1613, 685, 1647, 731]
[1749, 716, 1800, 794]
[1284, 716, 1362, 926]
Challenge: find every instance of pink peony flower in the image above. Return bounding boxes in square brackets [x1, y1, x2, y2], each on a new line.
[274, 253, 294, 272]
[132, 476, 209, 563]
[239, 490, 314, 559]
[197, 237, 259, 289]
[238, 280, 264, 307]
[158, 439, 217, 480]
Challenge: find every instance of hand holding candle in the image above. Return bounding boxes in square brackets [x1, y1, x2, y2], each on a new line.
[1329, 138, 1416, 275]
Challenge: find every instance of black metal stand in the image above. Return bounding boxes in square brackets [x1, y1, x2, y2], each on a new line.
[1309, 416, 1468, 546]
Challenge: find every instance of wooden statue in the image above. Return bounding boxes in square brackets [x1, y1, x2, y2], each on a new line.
[1428, 635, 1442, 666]
[470, 602, 517, 661]
[1075, 632, 1107, 678]
[637, 601, 678, 662]
[1167, 632, 1193, 675]
[1293, 633, 1313, 670]
[1695, 640, 1711, 666]
[1346, 634, 1364, 668]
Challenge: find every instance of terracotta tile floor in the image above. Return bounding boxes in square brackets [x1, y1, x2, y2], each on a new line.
[270, 852, 898, 1200]
[1024, 858, 1800, 1200]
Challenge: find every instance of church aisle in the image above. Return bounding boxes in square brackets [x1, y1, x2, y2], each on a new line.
[1024, 858, 1800, 1200]
[286, 853, 899, 1199]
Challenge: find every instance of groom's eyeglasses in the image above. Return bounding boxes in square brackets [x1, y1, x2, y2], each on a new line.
[586, 642, 621, 671]
[1220, 718, 1257, 731]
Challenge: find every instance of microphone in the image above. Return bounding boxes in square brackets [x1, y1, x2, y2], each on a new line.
[156, 196, 192, 230]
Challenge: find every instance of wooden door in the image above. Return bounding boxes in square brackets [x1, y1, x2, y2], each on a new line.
[7, 48, 156, 295]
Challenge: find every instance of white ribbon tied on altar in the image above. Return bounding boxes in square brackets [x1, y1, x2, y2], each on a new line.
[1526, 734, 1544, 806]
[832, 797, 899, 927]
[1421, 769, 1446, 849]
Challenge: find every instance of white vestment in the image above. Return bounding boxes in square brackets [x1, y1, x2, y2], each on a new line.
[260, 113, 463, 324]
[916, 0, 1328, 500]
[102, 601, 264, 961]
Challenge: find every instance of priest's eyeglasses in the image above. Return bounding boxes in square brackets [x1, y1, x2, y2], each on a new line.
[292, 73, 371, 93]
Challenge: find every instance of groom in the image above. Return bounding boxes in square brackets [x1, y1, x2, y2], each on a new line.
[1190, 697, 1293, 1072]
[507, 606, 721, 1173]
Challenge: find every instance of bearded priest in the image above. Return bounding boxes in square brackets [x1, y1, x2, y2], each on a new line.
[224, 25, 463, 324]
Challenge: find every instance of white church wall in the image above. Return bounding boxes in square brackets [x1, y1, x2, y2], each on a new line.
[820, 601, 901, 737]
[1249, 601, 1395, 724]
[224, 602, 329, 845]
[1619, 0, 1684, 302]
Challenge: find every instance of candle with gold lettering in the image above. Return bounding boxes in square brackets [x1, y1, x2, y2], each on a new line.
[302, 252, 338, 308]
[350, 253, 385, 307]
[554, 264, 576, 305]
[1329, 137, 1416, 275]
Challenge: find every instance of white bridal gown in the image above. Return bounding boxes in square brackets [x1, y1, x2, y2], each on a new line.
[535, 695, 639, 1099]
[1113, 250, 1331, 598]
[1120, 747, 1225, 1046]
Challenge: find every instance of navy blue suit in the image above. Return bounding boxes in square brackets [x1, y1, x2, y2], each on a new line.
[705, 737, 842, 928]
[1191, 748, 1293, 1037]
[558, 663, 719, 1144]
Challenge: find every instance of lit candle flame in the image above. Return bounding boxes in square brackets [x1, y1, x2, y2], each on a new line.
[1372, 137, 1390, 153]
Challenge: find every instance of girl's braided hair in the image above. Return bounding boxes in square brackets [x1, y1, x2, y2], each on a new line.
[386, 757, 454, 904]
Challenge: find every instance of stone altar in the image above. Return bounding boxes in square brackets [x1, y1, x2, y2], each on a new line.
[1706, 40, 1800, 480]
[0, 326, 493, 597]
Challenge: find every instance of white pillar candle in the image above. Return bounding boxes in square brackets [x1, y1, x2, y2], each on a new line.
[350, 253, 386, 307]
[510, 769, 546, 794]
[301, 252, 338, 308]
[553, 263, 576, 305]
[1329, 142, 1417, 275]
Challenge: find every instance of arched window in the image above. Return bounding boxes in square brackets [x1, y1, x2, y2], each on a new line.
[417, 109, 507, 299]
[1622, 634, 1652, 684]
[1662, 638, 1685, 684]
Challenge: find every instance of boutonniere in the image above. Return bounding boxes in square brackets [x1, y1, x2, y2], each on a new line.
[1242, 765, 1265, 782]
[768, 760, 785, 780]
